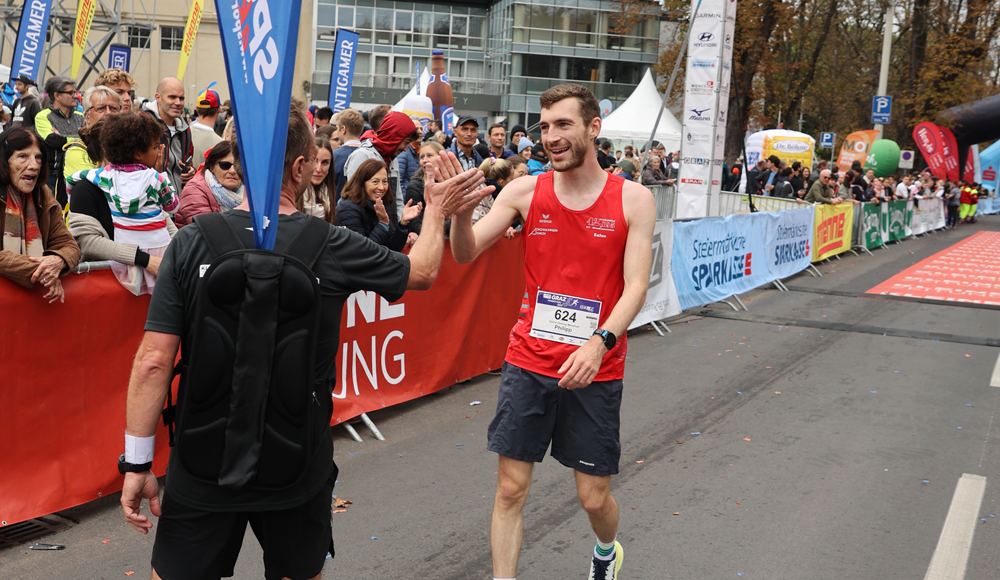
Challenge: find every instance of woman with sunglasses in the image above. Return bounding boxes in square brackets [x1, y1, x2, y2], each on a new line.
[174, 140, 244, 227]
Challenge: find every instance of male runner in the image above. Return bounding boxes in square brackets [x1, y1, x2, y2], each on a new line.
[449, 83, 655, 580]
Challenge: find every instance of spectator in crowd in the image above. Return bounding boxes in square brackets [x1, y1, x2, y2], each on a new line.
[850, 160, 864, 180]
[343, 111, 421, 217]
[516, 137, 533, 162]
[95, 69, 136, 113]
[423, 119, 442, 142]
[69, 116, 173, 278]
[367, 104, 392, 135]
[507, 155, 529, 181]
[190, 86, 223, 164]
[339, 158, 421, 251]
[433, 131, 449, 147]
[623, 145, 634, 159]
[316, 123, 337, 140]
[789, 162, 805, 197]
[838, 172, 860, 205]
[35, 76, 84, 206]
[614, 158, 637, 181]
[946, 180, 961, 226]
[850, 171, 867, 202]
[641, 155, 672, 186]
[800, 166, 811, 191]
[724, 165, 741, 192]
[774, 167, 795, 198]
[297, 137, 337, 225]
[757, 155, 781, 195]
[959, 180, 977, 223]
[488, 123, 515, 160]
[861, 168, 875, 190]
[884, 175, 896, 196]
[397, 119, 424, 200]
[472, 157, 514, 230]
[404, 141, 446, 235]
[332, 108, 364, 197]
[174, 140, 243, 227]
[615, 150, 622, 161]
[805, 169, 835, 204]
[142, 77, 194, 196]
[747, 159, 765, 194]
[527, 142, 547, 175]
[597, 140, 613, 170]
[808, 160, 828, 189]
[213, 99, 231, 136]
[64, 87, 122, 182]
[10, 75, 41, 131]
[894, 174, 911, 199]
[450, 116, 484, 171]
[67, 113, 177, 294]
[314, 106, 334, 128]
[508, 124, 527, 155]
[863, 177, 886, 204]
[0, 127, 80, 300]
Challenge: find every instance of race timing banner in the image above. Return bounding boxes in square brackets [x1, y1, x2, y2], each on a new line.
[9, 0, 52, 84]
[215, 0, 302, 250]
[676, 0, 736, 218]
[177, 0, 205, 81]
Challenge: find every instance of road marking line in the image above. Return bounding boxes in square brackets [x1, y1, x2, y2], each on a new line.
[990, 351, 1000, 387]
[924, 473, 987, 580]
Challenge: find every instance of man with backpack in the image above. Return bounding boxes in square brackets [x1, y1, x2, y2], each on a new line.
[118, 99, 492, 580]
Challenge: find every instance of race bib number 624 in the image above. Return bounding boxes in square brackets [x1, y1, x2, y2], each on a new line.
[529, 290, 602, 346]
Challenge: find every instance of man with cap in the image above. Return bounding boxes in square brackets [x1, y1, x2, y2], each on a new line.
[508, 123, 527, 155]
[450, 115, 484, 171]
[190, 85, 224, 164]
[10, 75, 41, 132]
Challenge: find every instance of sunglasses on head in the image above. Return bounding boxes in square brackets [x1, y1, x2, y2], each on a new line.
[216, 161, 234, 171]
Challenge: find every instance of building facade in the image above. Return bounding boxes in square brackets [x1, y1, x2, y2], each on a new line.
[310, 0, 667, 133]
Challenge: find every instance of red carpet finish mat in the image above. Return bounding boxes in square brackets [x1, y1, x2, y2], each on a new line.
[867, 231, 1000, 304]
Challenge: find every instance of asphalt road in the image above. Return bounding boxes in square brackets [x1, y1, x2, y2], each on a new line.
[4, 218, 1000, 580]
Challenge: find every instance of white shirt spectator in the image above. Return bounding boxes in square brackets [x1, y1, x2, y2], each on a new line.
[895, 182, 910, 199]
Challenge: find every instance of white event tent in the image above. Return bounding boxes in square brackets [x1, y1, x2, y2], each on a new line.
[599, 69, 682, 152]
[391, 67, 431, 111]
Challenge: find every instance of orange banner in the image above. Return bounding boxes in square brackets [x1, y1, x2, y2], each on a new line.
[836, 130, 879, 173]
[0, 239, 524, 526]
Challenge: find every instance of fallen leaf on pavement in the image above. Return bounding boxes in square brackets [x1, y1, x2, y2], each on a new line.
[333, 498, 353, 508]
[675, 440, 683, 444]
[102, 540, 110, 544]
[736, 502, 741, 505]
[636, 460, 645, 463]
[673, 512, 680, 515]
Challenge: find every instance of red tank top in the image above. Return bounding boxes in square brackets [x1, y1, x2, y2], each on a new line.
[505, 172, 629, 380]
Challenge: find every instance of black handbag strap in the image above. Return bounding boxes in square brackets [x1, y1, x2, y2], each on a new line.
[194, 212, 245, 258]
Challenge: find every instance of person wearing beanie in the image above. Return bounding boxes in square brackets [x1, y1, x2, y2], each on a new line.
[517, 136, 533, 162]
[527, 142, 547, 176]
[509, 123, 527, 154]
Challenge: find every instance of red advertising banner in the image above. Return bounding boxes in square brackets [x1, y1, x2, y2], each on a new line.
[836, 130, 880, 173]
[964, 146, 976, 183]
[937, 126, 960, 181]
[0, 240, 524, 526]
[913, 122, 947, 179]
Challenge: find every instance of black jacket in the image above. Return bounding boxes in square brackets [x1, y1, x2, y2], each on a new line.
[336, 196, 407, 251]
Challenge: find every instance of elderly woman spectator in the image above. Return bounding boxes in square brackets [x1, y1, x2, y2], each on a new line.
[297, 137, 337, 224]
[0, 127, 80, 301]
[641, 155, 672, 186]
[339, 158, 421, 251]
[175, 140, 243, 227]
[63, 86, 122, 182]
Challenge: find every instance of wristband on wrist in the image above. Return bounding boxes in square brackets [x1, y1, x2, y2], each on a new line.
[124, 432, 155, 464]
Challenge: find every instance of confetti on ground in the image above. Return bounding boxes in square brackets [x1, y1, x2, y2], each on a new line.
[766, 366, 771, 369]
[456, 443, 464, 446]
[348, 452, 359, 456]
[102, 540, 110, 544]
[333, 509, 347, 514]
[675, 440, 683, 444]
[125, 573, 134, 577]
[691, 431, 701, 435]
[636, 460, 645, 464]
[893, 371, 900, 373]
[326, 554, 333, 559]
[968, 404, 974, 407]
[965, 354, 971, 357]
[736, 502, 741, 505]
[744, 437, 752, 442]
[372, 536, 378, 540]
[470, 401, 482, 406]
[463, 415, 470, 418]
[958, 426, 963, 429]
[775, 391, 781, 395]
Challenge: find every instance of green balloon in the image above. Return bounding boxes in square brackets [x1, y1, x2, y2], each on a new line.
[864, 139, 901, 177]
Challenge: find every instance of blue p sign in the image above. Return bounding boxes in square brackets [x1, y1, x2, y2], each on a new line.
[871, 95, 892, 124]
[108, 44, 131, 72]
[819, 132, 835, 148]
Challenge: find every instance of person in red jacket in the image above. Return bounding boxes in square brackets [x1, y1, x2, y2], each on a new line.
[174, 141, 243, 227]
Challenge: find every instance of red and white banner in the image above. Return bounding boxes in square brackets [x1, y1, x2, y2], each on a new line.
[0, 240, 524, 526]
[912, 122, 947, 179]
[937, 126, 960, 181]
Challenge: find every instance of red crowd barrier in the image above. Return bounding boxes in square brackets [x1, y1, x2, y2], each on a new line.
[0, 239, 524, 526]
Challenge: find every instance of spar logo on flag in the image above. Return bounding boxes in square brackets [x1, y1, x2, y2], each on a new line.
[227, 0, 282, 94]
[216, 0, 301, 250]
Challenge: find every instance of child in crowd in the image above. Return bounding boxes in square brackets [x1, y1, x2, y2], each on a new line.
[67, 113, 177, 294]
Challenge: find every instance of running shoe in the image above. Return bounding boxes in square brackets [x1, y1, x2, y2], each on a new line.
[588, 541, 623, 579]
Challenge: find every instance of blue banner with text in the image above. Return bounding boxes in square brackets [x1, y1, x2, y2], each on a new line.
[9, 0, 53, 84]
[328, 28, 359, 113]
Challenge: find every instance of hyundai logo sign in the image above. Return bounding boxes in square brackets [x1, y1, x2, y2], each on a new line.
[698, 32, 714, 42]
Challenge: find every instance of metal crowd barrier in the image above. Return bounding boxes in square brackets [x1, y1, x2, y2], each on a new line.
[648, 184, 678, 221]
[717, 192, 805, 217]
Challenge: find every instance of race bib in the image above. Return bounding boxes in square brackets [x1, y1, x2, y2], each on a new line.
[529, 290, 602, 346]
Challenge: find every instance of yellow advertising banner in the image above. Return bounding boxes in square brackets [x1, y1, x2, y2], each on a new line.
[761, 135, 814, 169]
[177, 0, 205, 81]
[70, 0, 98, 79]
[811, 202, 854, 262]
[836, 130, 879, 173]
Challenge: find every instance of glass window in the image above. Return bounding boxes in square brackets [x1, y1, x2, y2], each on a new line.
[394, 56, 410, 73]
[467, 61, 484, 80]
[374, 55, 389, 88]
[337, 7, 353, 28]
[355, 7, 373, 29]
[412, 12, 431, 47]
[451, 15, 467, 36]
[467, 16, 484, 50]
[530, 6, 554, 30]
[433, 13, 450, 48]
[127, 26, 151, 49]
[449, 60, 464, 80]
[316, 50, 333, 75]
[354, 52, 372, 87]
[513, 4, 527, 27]
[395, 11, 411, 31]
[574, 10, 598, 47]
[160, 26, 183, 51]
[375, 9, 392, 30]
[528, 27, 552, 45]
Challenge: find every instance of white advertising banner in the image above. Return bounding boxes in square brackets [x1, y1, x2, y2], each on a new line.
[630, 220, 682, 330]
[677, 0, 738, 219]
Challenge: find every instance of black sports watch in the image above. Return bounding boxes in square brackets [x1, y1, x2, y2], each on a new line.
[118, 454, 153, 474]
[593, 329, 616, 351]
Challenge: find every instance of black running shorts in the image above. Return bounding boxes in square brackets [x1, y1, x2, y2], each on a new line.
[487, 362, 623, 476]
[151, 475, 335, 580]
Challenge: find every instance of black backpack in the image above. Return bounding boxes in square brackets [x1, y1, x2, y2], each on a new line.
[162, 212, 331, 491]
